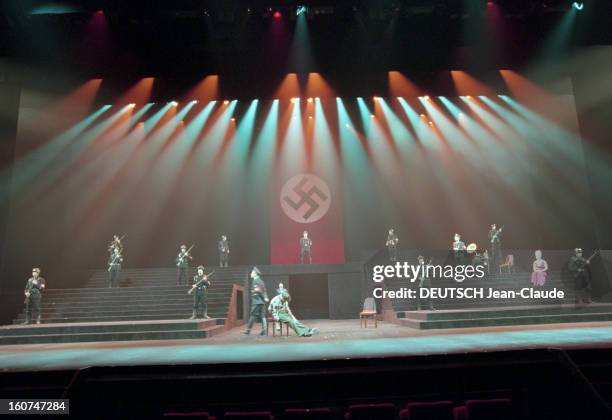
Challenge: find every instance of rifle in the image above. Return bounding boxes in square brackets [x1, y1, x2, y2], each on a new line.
[490, 226, 504, 243]
[108, 234, 126, 253]
[587, 250, 600, 263]
[187, 271, 215, 294]
[572, 250, 599, 274]
[177, 244, 195, 267]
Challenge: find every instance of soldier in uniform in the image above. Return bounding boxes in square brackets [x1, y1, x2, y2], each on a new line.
[488, 224, 503, 270]
[175, 244, 192, 285]
[300, 231, 313, 264]
[190, 265, 211, 319]
[244, 266, 269, 335]
[108, 247, 123, 288]
[416, 256, 435, 311]
[386, 228, 399, 262]
[23, 268, 46, 324]
[268, 291, 317, 337]
[569, 248, 592, 304]
[218, 235, 230, 268]
[452, 233, 466, 265]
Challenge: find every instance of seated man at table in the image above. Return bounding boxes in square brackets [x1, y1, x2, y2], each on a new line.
[268, 291, 318, 337]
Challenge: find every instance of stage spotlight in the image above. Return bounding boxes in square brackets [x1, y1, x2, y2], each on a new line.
[307, 97, 313, 103]
[573, 2, 584, 10]
[370, 114, 375, 118]
[296, 6, 307, 16]
[128, 103, 136, 108]
[170, 101, 178, 107]
[223, 100, 229, 105]
[373, 96, 380, 101]
[308, 116, 313, 120]
[191, 100, 198, 104]
[231, 118, 236, 122]
[291, 97, 299, 104]
[424, 95, 430, 100]
[273, 11, 282, 18]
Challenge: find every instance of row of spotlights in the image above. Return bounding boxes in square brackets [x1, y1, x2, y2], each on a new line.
[111, 94, 509, 108]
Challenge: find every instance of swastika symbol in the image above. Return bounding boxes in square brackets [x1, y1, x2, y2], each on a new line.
[280, 174, 332, 224]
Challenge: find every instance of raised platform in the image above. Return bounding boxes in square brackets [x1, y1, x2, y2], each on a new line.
[397, 303, 612, 329]
[13, 267, 246, 324]
[385, 271, 576, 311]
[0, 319, 226, 345]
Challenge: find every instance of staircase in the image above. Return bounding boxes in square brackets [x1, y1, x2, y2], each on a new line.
[2, 267, 247, 344]
[386, 271, 612, 329]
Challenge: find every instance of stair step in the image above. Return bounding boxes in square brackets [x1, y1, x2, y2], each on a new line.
[0, 319, 222, 336]
[0, 325, 225, 345]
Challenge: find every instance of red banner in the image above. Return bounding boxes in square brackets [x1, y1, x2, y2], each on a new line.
[271, 172, 345, 264]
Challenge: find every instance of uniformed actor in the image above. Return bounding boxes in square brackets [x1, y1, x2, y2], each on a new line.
[386, 228, 399, 262]
[23, 268, 46, 324]
[190, 265, 211, 319]
[218, 235, 230, 268]
[300, 231, 313, 264]
[488, 224, 503, 270]
[244, 266, 269, 335]
[569, 248, 592, 304]
[416, 255, 435, 311]
[176, 244, 192, 285]
[268, 291, 317, 337]
[452, 233, 466, 265]
[108, 247, 123, 288]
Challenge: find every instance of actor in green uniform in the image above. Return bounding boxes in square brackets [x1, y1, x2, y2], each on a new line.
[244, 266, 268, 335]
[176, 244, 192, 285]
[300, 231, 313, 264]
[268, 291, 317, 337]
[416, 255, 435, 311]
[569, 248, 592, 304]
[24, 267, 46, 324]
[190, 265, 211, 319]
[108, 247, 123, 288]
[218, 235, 230, 268]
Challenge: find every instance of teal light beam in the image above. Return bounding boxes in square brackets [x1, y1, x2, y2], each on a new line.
[5, 104, 111, 195]
[144, 102, 174, 134]
[397, 97, 436, 148]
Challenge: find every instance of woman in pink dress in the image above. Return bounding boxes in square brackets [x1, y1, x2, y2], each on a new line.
[531, 250, 548, 287]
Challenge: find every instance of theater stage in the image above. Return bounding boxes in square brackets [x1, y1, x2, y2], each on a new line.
[2, 319, 612, 372]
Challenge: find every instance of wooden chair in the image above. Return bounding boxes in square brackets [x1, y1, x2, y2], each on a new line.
[499, 254, 514, 273]
[266, 315, 289, 336]
[360, 297, 377, 328]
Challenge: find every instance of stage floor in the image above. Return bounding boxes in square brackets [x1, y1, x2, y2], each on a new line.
[2, 319, 612, 372]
